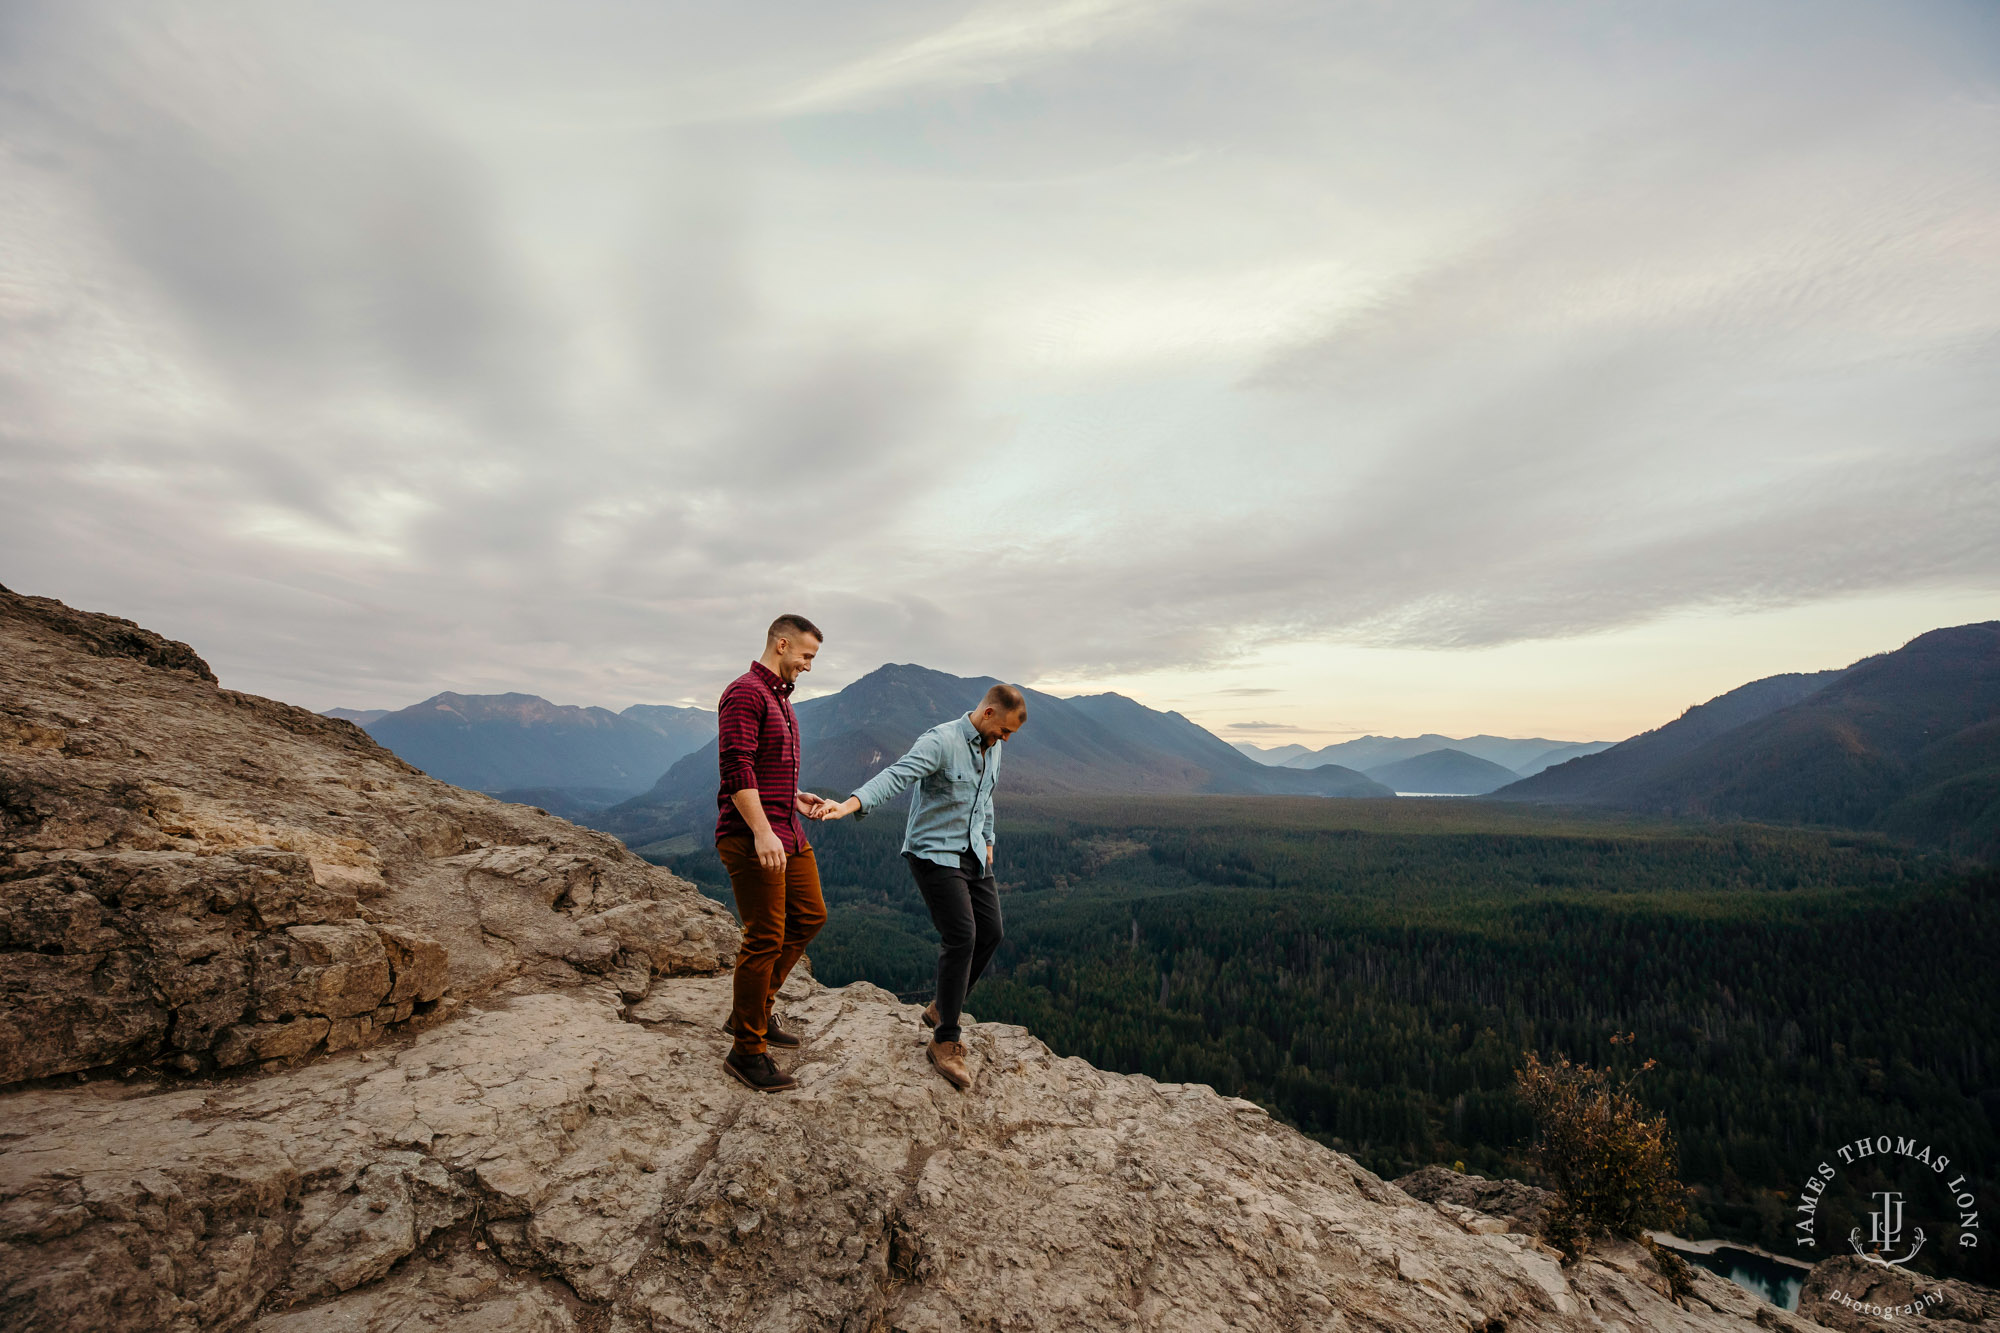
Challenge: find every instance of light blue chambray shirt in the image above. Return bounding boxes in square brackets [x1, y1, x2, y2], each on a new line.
[850, 714, 1002, 870]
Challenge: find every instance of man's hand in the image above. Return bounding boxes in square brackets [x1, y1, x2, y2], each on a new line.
[816, 796, 860, 822]
[753, 827, 786, 871]
[795, 791, 831, 819]
[987, 843, 995, 869]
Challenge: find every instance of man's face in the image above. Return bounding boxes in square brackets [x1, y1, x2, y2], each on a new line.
[972, 705, 1026, 747]
[773, 634, 820, 683]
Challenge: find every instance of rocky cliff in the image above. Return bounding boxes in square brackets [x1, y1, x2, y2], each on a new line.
[0, 585, 1856, 1331]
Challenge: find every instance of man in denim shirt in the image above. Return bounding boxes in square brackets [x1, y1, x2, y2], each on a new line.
[817, 683, 1027, 1090]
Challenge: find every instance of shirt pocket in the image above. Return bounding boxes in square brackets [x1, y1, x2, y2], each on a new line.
[926, 754, 972, 794]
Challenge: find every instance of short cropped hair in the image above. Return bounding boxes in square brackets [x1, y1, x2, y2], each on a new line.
[766, 613, 823, 644]
[982, 683, 1027, 716]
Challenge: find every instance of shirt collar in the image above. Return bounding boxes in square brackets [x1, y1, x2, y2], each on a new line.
[751, 660, 794, 697]
[958, 713, 988, 750]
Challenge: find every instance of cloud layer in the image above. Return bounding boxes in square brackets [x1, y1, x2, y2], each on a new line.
[1, 1, 1995, 715]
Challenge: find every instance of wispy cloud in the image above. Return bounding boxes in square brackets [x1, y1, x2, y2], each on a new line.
[770, 0, 1201, 114]
[0, 1, 1993, 718]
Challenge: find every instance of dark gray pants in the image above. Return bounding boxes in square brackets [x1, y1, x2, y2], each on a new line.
[906, 851, 1003, 1044]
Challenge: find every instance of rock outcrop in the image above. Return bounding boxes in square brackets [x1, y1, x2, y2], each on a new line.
[1799, 1256, 2000, 1331]
[0, 583, 737, 1085]
[1395, 1165, 1558, 1237]
[0, 585, 1857, 1330]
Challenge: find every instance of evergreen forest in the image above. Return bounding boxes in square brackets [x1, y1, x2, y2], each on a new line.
[653, 796, 1999, 1282]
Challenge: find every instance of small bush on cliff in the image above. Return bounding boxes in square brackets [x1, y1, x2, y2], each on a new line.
[1516, 1045, 1688, 1258]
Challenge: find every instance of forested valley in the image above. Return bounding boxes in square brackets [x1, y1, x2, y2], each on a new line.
[653, 796, 1999, 1282]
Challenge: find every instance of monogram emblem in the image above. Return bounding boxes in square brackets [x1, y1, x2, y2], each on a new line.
[1850, 1189, 1926, 1267]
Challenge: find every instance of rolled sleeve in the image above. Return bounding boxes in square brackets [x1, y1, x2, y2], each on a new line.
[852, 731, 943, 818]
[716, 688, 762, 794]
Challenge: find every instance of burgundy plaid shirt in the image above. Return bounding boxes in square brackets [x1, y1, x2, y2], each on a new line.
[714, 660, 808, 853]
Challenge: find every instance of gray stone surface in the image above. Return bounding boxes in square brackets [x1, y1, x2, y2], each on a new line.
[2, 972, 1850, 1333]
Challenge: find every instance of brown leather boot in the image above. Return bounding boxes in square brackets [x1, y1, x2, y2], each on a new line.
[928, 1039, 971, 1090]
[920, 1001, 939, 1030]
[724, 1049, 798, 1094]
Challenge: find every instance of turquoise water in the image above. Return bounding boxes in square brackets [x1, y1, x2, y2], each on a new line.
[1662, 1242, 1805, 1311]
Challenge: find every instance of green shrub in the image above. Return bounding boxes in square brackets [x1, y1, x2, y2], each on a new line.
[1516, 1045, 1688, 1257]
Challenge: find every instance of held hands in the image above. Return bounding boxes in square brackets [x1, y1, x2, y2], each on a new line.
[807, 795, 860, 822]
[795, 791, 852, 821]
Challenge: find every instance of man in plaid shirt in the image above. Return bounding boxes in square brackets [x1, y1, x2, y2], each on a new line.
[715, 613, 836, 1093]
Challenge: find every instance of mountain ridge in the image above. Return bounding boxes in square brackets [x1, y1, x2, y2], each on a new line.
[333, 691, 714, 800]
[592, 664, 1391, 847]
[1365, 747, 1524, 795]
[1239, 734, 1618, 777]
[1495, 669, 1850, 806]
[1495, 624, 2000, 860]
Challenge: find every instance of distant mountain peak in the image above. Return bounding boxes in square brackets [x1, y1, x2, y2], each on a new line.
[856, 662, 984, 686]
[321, 706, 383, 721]
[593, 664, 1392, 845]
[1238, 733, 1618, 777]
[1363, 748, 1523, 796]
[351, 690, 716, 800]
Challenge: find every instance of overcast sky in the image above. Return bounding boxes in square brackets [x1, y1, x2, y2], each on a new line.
[3, 1, 1996, 742]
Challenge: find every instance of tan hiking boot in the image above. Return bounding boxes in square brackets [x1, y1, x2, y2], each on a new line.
[920, 1001, 939, 1030]
[928, 1039, 971, 1090]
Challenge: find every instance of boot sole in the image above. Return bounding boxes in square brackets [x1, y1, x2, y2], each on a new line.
[724, 1060, 798, 1094]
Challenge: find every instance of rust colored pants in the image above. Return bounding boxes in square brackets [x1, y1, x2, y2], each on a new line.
[717, 834, 826, 1055]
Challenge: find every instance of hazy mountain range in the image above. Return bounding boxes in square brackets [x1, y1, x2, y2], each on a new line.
[1357, 749, 1526, 795]
[325, 691, 714, 805]
[325, 669, 1394, 838]
[1233, 734, 1618, 795]
[1496, 622, 2000, 860]
[324, 620, 2000, 857]
[1236, 734, 1616, 779]
[589, 664, 1393, 848]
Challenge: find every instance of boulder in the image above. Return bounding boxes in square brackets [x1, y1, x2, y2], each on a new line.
[1800, 1255, 2000, 1331]
[1396, 1162, 1559, 1236]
